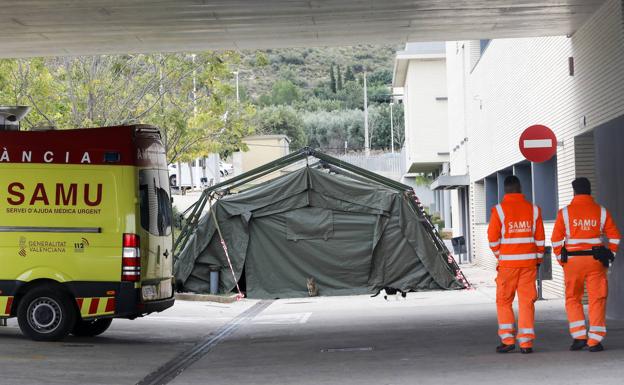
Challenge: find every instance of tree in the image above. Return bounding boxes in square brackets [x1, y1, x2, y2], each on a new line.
[337, 80, 364, 110]
[0, 52, 256, 164]
[270, 80, 301, 105]
[336, 64, 343, 91]
[329, 64, 337, 93]
[302, 109, 363, 152]
[368, 103, 405, 150]
[344, 66, 355, 82]
[368, 84, 391, 103]
[255, 105, 307, 150]
[255, 52, 269, 67]
[368, 69, 393, 85]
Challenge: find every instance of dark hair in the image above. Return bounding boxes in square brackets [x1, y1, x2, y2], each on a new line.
[504, 175, 522, 194]
[572, 177, 591, 195]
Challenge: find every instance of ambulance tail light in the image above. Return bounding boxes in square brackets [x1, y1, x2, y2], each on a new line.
[122, 233, 141, 282]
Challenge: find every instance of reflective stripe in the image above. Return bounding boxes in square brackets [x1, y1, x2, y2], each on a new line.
[501, 237, 535, 244]
[496, 204, 505, 238]
[498, 253, 537, 261]
[567, 238, 602, 245]
[517, 337, 532, 342]
[499, 323, 514, 330]
[610, 239, 620, 245]
[535, 240, 545, 247]
[555, 254, 561, 260]
[494, 251, 500, 256]
[563, 207, 571, 239]
[499, 333, 514, 340]
[490, 241, 501, 247]
[571, 330, 587, 338]
[600, 207, 606, 232]
[518, 328, 534, 335]
[569, 320, 586, 328]
[552, 240, 565, 247]
[533, 205, 539, 234]
[590, 326, 607, 333]
[588, 332, 604, 342]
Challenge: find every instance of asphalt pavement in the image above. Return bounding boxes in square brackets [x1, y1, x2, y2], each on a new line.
[2, 266, 623, 385]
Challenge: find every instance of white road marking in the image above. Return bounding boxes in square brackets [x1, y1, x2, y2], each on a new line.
[252, 312, 313, 325]
[523, 139, 552, 148]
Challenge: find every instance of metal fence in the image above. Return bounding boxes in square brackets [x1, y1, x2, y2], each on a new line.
[333, 150, 405, 181]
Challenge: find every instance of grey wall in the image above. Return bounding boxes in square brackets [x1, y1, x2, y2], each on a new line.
[594, 114, 624, 319]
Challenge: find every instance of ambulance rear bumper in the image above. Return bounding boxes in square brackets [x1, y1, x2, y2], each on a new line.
[116, 282, 174, 318]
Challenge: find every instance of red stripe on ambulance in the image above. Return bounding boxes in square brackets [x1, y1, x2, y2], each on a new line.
[89, 298, 100, 315]
[5, 297, 13, 315]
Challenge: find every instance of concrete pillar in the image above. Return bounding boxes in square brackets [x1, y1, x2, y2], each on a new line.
[443, 190, 452, 229]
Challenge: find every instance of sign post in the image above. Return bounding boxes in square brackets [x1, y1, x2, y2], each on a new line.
[519, 124, 557, 300]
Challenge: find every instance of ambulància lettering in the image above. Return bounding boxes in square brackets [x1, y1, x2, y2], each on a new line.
[0, 148, 92, 164]
[6, 183, 103, 207]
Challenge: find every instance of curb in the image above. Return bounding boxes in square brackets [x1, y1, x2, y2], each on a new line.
[175, 292, 240, 304]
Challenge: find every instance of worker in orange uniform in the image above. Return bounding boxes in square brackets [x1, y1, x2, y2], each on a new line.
[488, 176, 545, 354]
[551, 177, 621, 352]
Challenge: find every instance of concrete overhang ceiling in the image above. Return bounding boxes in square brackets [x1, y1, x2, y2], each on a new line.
[0, 0, 606, 58]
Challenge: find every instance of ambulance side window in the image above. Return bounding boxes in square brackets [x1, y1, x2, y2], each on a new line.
[139, 170, 172, 237]
[157, 189, 172, 236]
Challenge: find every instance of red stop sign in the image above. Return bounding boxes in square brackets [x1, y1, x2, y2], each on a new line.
[519, 125, 557, 163]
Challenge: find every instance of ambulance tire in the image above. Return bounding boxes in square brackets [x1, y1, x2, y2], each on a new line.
[17, 286, 77, 341]
[71, 318, 113, 337]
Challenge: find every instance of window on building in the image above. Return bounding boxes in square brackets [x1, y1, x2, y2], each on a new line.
[485, 175, 498, 222]
[481, 157, 558, 222]
[496, 168, 513, 201]
[532, 156, 558, 221]
[480, 39, 491, 55]
[513, 162, 533, 202]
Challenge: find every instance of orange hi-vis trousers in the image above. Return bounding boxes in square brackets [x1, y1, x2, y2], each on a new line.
[496, 266, 537, 348]
[563, 256, 608, 347]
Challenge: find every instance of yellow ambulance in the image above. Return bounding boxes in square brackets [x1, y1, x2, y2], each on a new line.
[0, 124, 175, 341]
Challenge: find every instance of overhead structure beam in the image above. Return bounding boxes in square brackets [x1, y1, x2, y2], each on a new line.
[0, 0, 605, 58]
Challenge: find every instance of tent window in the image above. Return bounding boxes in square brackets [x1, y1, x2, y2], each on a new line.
[285, 207, 334, 241]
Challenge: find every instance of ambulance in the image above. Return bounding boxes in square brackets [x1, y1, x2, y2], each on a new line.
[0, 124, 175, 341]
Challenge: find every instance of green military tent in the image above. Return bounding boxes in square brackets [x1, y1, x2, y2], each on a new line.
[174, 148, 468, 299]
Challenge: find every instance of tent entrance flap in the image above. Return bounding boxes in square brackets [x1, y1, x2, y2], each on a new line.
[174, 148, 469, 299]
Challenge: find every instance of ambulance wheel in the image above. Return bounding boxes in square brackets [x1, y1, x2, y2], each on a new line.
[17, 287, 77, 341]
[71, 318, 113, 337]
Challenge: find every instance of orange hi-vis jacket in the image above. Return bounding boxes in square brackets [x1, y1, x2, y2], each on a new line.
[551, 195, 620, 261]
[488, 193, 545, 268]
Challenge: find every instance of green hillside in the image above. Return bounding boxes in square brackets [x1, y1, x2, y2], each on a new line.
[238, 45, 401, 100]
[237, 44, 405, 154]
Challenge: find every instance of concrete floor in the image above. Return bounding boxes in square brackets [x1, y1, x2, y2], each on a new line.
[1, 266, 623, 385]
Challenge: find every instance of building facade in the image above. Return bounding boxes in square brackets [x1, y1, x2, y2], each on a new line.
[393, 42, 452, 229]
[444, 0, 624, 316]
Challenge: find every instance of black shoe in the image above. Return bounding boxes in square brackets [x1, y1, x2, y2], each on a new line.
[570, 339, 587, 351]
[496, 343, 515, 353]
[589, 343, 604, 352]
[520, 347, 533, 354]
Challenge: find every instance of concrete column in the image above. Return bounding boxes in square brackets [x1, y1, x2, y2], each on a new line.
[443, 190, 452, 229]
